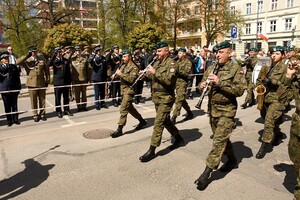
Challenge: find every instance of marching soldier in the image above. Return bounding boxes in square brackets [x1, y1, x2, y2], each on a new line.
[241, 47, 258, 109]
[17, 46, 50, 122]
[194, 41, 246, 190]
[70, 46, 90, 112]
[110, 49, 147, 138]
[0, 52, 21, 126]
[133, 50, 146, 104]
[139, 41, 184, 163]
[170, 48, 193, 124]
[255, 46, 288, 159]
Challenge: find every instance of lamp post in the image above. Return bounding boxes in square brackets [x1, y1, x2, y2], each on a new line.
[255, 1, 259, 48]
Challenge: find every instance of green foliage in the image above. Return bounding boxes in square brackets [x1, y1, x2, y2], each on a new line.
[43, 23, 94, 55]
[126, 23, 166, 51]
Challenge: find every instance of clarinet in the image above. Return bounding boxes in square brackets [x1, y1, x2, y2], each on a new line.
[195, 61, 219, 109]
[131, 56, 158, 88]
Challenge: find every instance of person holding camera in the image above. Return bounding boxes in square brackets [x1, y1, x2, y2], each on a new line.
[17, 46, 50, 122]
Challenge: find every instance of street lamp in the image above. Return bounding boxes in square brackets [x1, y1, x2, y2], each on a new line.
[255, 1, 259, 48]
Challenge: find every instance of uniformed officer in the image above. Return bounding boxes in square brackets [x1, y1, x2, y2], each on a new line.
[0, 52, 21, 126]
[110, 49, 147, 138]
[17, 46, 50, 122]
[171, 47, 193, 124]
[139, 41, 185, 163]
[255, 46, 289, 159]
[48, 47, 73, 118]
[194, 41, 246, 190]
[70, 46, 90, 112]
[277, 53, 300, 200]
[89, 45, 108, 110]
[241, 47, 258, 109]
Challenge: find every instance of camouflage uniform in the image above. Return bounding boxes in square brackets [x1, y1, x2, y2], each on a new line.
[204, 61, 246, 169]
[244, 56, 258, 102]
[172, 57, 192, 117]
[117, 61, 143, 126]
[256, 60, 287, 143]
[146, 56, 179, 147]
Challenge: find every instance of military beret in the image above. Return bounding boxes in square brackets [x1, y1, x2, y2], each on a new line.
[112, 45, 119, 50]
[156, 41, 169, 49]
[74, 46, 82, 51]
[270, 46, 285, 53]
[249, 47, 258, 52]
[214, 41, 232, 52]
[178, 47, 186, 52]
[122, 49, 131, 55]
[0, 52, 9, 60]
[93, 45, 102, 52]
[27, 46, 38, 52]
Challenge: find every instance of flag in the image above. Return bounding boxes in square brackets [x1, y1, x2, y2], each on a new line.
[258, 33, 268, 42]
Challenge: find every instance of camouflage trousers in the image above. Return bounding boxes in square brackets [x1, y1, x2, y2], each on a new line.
[172, 86, 191, 117]
[261, 102, 285, 143]
[245, 72, 254, 101]
[151, 103, 179, 147]
[206, 116, 235, 170]
[288, 113, 300, 200]
[118, 94, 142, 126]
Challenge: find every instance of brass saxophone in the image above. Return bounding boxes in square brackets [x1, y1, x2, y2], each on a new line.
[255, 65, 267, 110]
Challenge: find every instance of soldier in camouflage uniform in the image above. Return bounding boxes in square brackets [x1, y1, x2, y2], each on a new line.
[110, 49, 147, 138]
[241, 47, 258, 109]
[139, 41, 185, 163]
[255, 46, 288, 159]
[171, 48, 193, 124]
[277, 53, 300, 200]
[194, 41, 246, 190]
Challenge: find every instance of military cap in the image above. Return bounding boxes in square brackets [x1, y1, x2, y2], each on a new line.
[93, 45, 102, 52]
[112, 45, 119, 50]
[0, 52, 9, 60]
[249, 47, 258, 52]
[178, 47, 186, 52]
[214, 41, 232, 52]
[156, 41, 169, 49]
[122, 49, 131, 55]
[74, 46, 82, 51]
[270, 46, 285, 53]
[27, 46, 38, 52]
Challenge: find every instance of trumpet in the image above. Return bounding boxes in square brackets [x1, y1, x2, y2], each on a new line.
[195, 61, 219, 109]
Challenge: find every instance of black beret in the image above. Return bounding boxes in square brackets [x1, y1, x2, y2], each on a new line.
[178, 47, 186, 52]
[270, 46, 285, 53]
[122, 49, 131, 55]
[156, 41, 169, 49]
[249, 47, 258, 52]
[28, 46, 38, 52]
[213, 41, 231, 52]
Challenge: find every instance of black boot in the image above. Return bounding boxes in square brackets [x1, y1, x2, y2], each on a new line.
[183, 111, 193, 121]
[111, 125, 123, 138]
[169, 134, 185, 150]
[256, 142, 267, 159]
[241, 100, 248, 109]
[139, 146, 156, 162]
[170, 116, 177, 124]
[13, 115, 20, 125]
[220, 156, 238, 172]
[135, 119, 147, 130]
[194, 166, 213, 190]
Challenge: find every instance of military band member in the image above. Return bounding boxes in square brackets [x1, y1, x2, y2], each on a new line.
[17, 46, 50, 122]
[255, 46, 287, 159]
[133, 50, 146, 104]
[70, 46, 90, 112]
[139, 41, 184, 163]
[241, 47, 258, 109]
[110, 49, 147, 138]
[0, 52, 21, 126]
[194, 41, 246, 190]
[171, 48, 193, 124]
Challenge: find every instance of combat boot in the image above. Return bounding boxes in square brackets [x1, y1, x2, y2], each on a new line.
[169, 134, 185, 150]
[139, 146, 156, 162]
[183, 111, 193, 121]
[220, 156, 238, 172]
[170, 116, 177, 124]
[13, 115, 20, 125]
[110, 125, 123, 138]
[135, 119, 147, 130]
[194, 166, 213, 190]
[241, 100, 248, 109]
[256, 142, 267, 159]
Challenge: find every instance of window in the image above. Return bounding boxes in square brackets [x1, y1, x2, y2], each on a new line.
[230, 6, 236, 15]
[257, 22, 262, 34]
[285, 18, 292, 31]
[246, 3, 251, 15]
[246, 23, 251, 34]
[257, 43, 262, 50]
[258, 1, 263, 13]
[287, 0, 294, 7]
[271, 0, 278, 10]
[270, 20, 276, 32]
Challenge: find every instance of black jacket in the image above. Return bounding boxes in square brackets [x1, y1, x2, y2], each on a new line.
[0, 64, 21, 92]
[89, 54, 107, 82]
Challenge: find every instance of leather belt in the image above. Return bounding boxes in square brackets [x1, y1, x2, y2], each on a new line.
[211, 99, 231, 105]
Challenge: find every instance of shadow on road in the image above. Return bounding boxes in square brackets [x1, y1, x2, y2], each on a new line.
[273, 163, 297, 194]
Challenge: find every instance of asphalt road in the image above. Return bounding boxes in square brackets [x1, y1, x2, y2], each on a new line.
[0, 83, 296, 200]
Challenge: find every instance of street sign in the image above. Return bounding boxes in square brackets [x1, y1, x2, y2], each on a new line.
[231, 26, 237, 39]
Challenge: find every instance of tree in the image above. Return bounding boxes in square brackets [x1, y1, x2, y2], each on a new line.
[43, 23, 94, 55]
[126, 23, 166, 51]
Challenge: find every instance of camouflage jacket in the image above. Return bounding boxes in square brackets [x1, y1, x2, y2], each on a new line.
[176, 57, 192, 89]
[118, 61, 138, 95]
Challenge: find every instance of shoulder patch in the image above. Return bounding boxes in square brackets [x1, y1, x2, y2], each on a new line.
[170, 68, 175, 73]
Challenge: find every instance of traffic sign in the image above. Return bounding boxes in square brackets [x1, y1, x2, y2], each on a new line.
[231, 26, 237, 39]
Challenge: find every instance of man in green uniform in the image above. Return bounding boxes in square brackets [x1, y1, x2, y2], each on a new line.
[17, 46, 50, 122]
[139, 41, 185, 163]
[171, 47, 193, 124]
[194, 41, 246, 190]
[241, 47, 258, 109]
[110, 49, 147, 138]
[255, 46, 287, 159]
[70, 46, 90, 112]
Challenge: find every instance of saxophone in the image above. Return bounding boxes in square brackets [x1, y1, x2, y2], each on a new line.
[255, 65, 267, 110]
